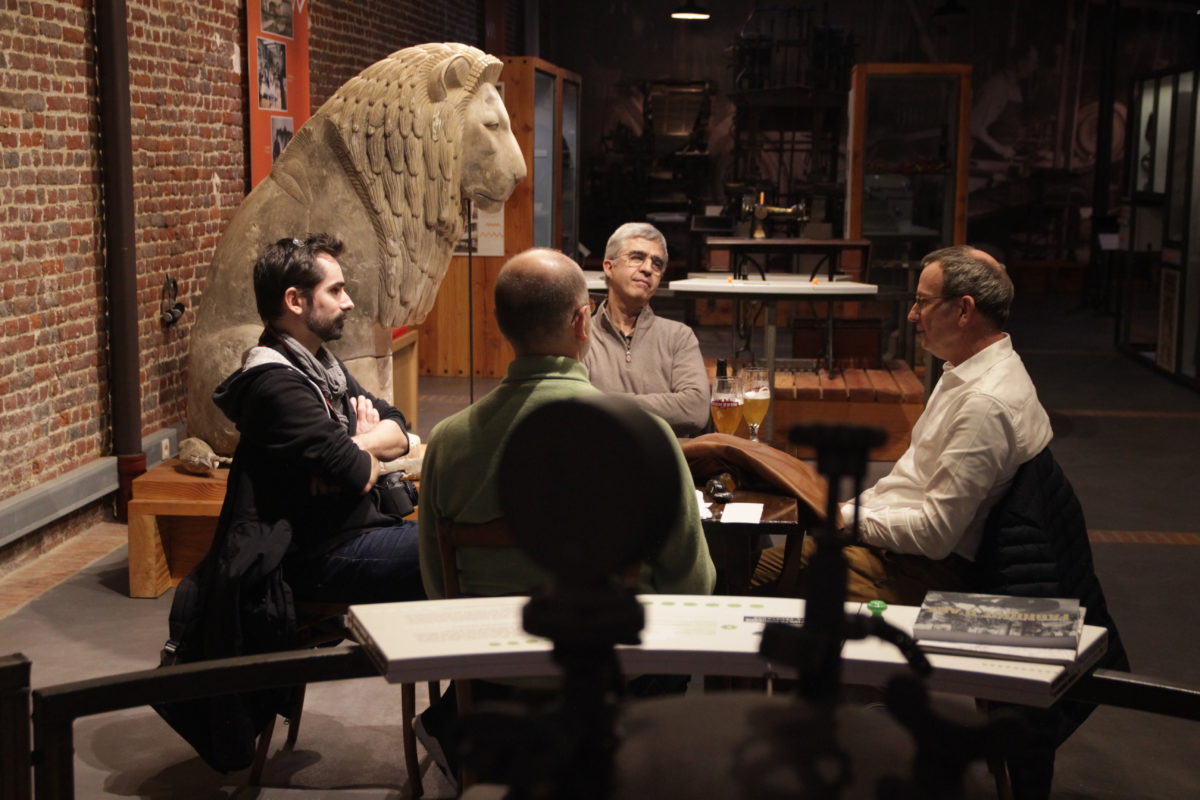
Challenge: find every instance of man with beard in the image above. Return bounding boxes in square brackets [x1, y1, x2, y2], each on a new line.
[154, 234, 422, 773]
[208, 233, 424, 604]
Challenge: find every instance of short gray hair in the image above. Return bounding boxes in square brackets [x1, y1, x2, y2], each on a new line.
[604, 222, 668, 263]
[494, 248, 588, 353]
[921, 245, 1014, 328]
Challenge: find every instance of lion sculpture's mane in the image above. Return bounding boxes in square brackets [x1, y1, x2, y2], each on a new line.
[321, 42, 502, 326]
[185, 42, 518, 455]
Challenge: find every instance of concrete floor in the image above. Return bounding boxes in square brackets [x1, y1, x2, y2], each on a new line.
[3, 292, 1199, 798]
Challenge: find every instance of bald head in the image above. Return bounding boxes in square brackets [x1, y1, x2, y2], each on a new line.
[495, 248, 589, 356]
[921, 245, 1014, 328]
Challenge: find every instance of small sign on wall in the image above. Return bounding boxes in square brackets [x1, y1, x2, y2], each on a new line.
[455, 205, 505, 257]
[248, 0, 310, 188]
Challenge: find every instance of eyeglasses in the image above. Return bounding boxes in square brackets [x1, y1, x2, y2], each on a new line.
[618, 250, 666, 273]
[910, 294, 958, 311]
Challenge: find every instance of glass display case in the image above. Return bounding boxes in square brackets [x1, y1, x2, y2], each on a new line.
[845, 63, 972, 264]
[1118, 68, 1200, 385]
[844, 63, 972, 375]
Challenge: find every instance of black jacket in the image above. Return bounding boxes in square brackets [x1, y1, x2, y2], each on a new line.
[974, 447, 1129, 799]
[154, 335, 409, 772]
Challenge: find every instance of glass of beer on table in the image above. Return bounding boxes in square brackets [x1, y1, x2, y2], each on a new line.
[710, 375, 744, 435]
[741, 366, 770, 442]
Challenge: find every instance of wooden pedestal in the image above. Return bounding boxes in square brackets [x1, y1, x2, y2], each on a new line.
[127, 460, 227, 598]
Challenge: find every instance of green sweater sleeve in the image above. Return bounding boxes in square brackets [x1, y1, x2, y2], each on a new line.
[418, 427, 447, 600]
[643, 417, 717, 595]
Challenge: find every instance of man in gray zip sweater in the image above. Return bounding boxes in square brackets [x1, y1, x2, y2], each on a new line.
[583, 222, 710, 436]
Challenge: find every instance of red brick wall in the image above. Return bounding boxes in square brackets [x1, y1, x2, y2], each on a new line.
[1, 0, 107, 496]
[310, 0, 482, 108]
[127, 0, 247, 445]
[0, 0, 486, 515]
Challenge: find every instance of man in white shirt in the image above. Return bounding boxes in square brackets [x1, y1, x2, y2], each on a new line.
[827, 245, 1053, 604]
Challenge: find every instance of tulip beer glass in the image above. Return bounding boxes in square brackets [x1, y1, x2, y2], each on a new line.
[710, 375, 743, 435]
[741, 366, 771, 442]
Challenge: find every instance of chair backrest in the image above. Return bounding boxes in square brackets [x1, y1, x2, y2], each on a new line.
[436, 517, 641, 599]
[435, 518, 518, 598]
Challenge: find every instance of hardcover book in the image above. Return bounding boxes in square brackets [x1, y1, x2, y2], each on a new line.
[914, 591, 1083, 649]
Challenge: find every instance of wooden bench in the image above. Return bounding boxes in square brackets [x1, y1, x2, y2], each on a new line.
[126, 454, 424, 598]
[127, 460, 225, 598]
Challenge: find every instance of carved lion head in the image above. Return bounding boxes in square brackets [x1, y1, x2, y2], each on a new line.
[318, 43, 526, 327]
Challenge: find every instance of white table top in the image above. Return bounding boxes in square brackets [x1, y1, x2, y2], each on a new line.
[349, 594, 1106, 708]
[583, 270, 606, 291]
[668, 277, 878, 297]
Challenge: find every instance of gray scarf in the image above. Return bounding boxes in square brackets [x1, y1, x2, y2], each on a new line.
[273, 331, 350, 427]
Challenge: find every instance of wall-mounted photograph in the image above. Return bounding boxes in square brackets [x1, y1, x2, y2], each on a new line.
[257, 38, 287, 111]
[270, 116, 294, 162]
[261, 0, 294, 38]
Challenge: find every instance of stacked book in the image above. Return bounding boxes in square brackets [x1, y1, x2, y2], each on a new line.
[913, 590, 1094, 666]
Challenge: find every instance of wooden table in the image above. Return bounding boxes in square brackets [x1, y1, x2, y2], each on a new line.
[127, 459, 226, 598]
[701, 488, 808, 597]
[705, 236, 872, 281]
[349, 595, 1109, 707]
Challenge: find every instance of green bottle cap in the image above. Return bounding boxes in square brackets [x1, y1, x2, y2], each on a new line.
[867, 599, 887, 617]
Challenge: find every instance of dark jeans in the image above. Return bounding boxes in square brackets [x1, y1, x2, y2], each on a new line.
[286, 522, 425, 604]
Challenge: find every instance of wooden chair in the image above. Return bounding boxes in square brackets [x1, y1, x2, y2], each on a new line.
[972, 448, 1130, 800]
[248, 600, 441, 798]
[435, 518, 525, 717]
[431, 518, 521, 789]
[433, 517, 641, 788]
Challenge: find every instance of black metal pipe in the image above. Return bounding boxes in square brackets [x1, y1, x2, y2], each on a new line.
[94, 0, 145, 519]
[1091, 0, 1118, 219]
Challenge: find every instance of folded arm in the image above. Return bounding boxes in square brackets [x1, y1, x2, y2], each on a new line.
[624, 330, 711, 436]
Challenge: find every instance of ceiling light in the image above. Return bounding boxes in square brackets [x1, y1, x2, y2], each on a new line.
[671, 1, 711, 21]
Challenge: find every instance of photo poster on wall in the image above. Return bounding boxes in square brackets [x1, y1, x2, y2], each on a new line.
[248, 0, 310, 187]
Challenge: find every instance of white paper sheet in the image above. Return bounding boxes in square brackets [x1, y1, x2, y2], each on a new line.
[719, 502, 764, 523]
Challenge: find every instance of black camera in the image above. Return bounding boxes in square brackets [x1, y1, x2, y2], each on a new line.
[376, 471, 418, 518]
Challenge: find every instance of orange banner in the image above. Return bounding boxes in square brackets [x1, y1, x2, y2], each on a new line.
[248, 0, 311, 187]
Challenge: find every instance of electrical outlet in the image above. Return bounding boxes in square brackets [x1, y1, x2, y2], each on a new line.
[160, 438, 171, 462]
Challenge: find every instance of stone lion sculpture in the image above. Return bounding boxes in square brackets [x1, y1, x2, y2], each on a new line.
[187, 42, 526, 454]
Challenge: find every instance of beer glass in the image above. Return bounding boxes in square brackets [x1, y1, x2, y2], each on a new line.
[741, 366, 771, 442]
[710, 375, 744, 435]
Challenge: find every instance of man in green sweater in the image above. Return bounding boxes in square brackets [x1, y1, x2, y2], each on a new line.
[419, 247, 715, 599]
[416, 249, 714, 785]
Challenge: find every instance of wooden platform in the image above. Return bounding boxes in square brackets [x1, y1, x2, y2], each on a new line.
[705, 359, 925, 461]
[773, 360, 924, 461]
[127, 460, 225, 598]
